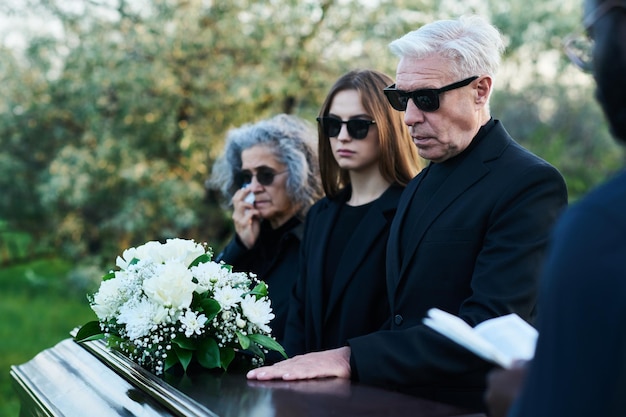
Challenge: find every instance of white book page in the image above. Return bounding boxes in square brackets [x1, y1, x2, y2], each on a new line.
[423, 308, 538, 369]
[474, 313, 538, 364]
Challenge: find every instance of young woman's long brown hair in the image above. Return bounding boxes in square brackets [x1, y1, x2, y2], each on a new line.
[317, 69, 423, 198]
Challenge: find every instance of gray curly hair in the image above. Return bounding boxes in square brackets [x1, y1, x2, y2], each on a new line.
[208, 114, 323, 219]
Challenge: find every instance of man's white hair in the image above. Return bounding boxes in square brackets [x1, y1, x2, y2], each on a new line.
[389, 15, 505, 81]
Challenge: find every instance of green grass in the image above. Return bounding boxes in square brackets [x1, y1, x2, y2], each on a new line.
[0, 258, 96, 417]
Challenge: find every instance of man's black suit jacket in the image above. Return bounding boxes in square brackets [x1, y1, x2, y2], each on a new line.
[348, 120, 568, 410]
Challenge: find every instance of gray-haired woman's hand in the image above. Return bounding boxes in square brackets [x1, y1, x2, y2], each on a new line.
[232, 186, 260, 249]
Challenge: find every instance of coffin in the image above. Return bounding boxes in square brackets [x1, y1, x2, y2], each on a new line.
[11, 337, 485, 417]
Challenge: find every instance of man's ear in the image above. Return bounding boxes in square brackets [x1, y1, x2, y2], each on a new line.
[475, 76, 493, 106]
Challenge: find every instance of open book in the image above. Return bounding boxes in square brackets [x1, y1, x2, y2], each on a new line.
[423, 308, 538, 369]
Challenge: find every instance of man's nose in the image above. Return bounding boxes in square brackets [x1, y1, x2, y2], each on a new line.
[404, 99, 426, 126]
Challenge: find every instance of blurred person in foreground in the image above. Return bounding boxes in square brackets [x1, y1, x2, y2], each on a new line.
[485, 1, 626, 416]
[248, 15, 567, 412]
[208, 114, 323, 345]
[283, 69, 422, 356]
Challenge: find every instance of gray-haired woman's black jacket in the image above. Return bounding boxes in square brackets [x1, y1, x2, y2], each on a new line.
[215, 216, 303, 347]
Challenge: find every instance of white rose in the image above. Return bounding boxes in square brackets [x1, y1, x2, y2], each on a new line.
[143, 260, 196, 309]
[137, 241, 168, 263]
[160, 238, 206, 266]
[116, 246, 140, 270]
[153, 305, 171, 324]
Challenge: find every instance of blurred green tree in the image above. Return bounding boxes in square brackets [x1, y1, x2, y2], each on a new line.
[0, 0, 622, 269]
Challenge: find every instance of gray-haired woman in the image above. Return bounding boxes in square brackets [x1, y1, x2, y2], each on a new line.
[208, 114, 323, 346]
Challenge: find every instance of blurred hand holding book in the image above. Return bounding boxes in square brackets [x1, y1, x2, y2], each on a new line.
[423, 308, 538, 369]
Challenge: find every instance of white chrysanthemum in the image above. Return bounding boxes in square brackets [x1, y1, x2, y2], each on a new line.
[117, 298, 161, 340]
[179, 310, 207, 337]
[240, 295, 274, 333]
[91, 271, 137, 320]
[143, 260, 197, 309]
[213, 286, 245, 310]
[191, 261, 228, 292]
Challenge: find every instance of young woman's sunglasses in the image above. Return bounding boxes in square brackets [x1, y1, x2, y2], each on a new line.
[383, 76, 478, 112]
[316, 116, 376, 140]
[235, 167, 287, 187]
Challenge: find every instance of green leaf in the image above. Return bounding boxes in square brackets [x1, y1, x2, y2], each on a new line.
[220, 347, 235, 370]
[172, 336, 198, 350]
[197, 337, 221, 369]
[173, 345, 193, 372]
[246, 341, 264, 360]
[106, 334, 125, 350]
[246, 282, 268, 299]
[200, 298, 221, 321]
[101, 271, 116, 281]
[74, 321, 105, 342]
[236, 331, 250, 350]
[189, 253, 212, 268]
[248, 334, 287, 359]
[164, 349, 180, 372]
[221, 263, 233, 273]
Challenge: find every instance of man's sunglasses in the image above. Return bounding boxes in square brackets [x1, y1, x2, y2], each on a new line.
[383, 76, 479, 112]
[235, 167, 287, 187]
[316, 116, 376, 140]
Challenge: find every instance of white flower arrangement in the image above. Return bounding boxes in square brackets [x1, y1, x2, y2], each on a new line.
[75, 238, 286, 375]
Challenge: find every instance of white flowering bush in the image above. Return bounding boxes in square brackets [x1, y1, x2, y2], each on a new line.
[75, 238, 286, 375]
